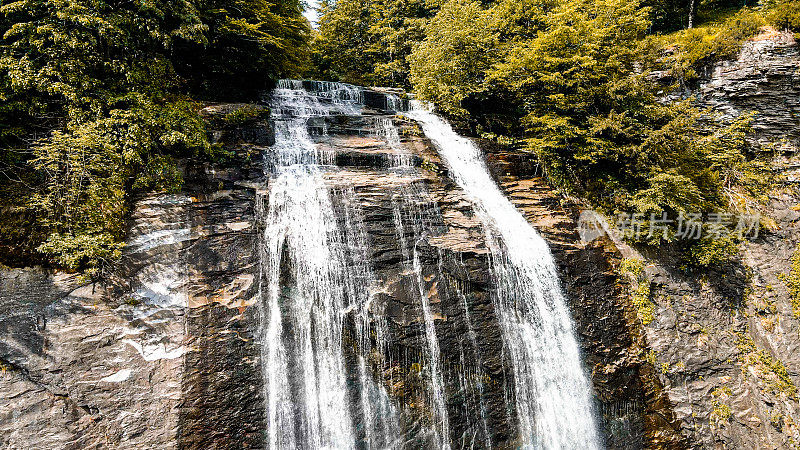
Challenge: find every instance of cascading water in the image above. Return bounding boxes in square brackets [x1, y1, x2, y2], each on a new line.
[258, 81, 400, 449]
[390, 183, 451, 449]
[259, 80, 600, 449]
[375, 117, 412, 168]
[261, 167, 354, 448]
[405, 103, 602, 449]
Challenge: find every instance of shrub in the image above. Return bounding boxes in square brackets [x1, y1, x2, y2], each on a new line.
[223, 105, 271, 127]
[778, 243, 800, 318]
[28, 100, 212, 273]
[0, 0, 308, 272]
[769, 1, 800, 33]
[686, 234, 741, 268]
[664, 8, 766, 82]
[619, 258, 655, 325]
[37, 233, 124, 275]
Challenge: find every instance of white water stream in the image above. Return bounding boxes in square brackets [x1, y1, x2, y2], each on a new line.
[259, 81, 399, 449]
[405, 103, 602, 449]
[258, 80, 602, 449]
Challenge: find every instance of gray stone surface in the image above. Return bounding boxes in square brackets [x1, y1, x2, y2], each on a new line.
[621, 31, 800, 449]
[4, 40, 797, 447]
[698, 31, 800, 152]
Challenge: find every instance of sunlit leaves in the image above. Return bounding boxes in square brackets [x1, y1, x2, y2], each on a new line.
[0, 0, 307, 270]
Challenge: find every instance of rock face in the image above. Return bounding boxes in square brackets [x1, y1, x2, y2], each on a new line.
[606, 31, 800, 449]
[0, 97, 501, 448]
[697, 30, 800, 151]
[620, 159, 800, 449]
[0, 119, 268, 448]
[0, 90, 648, 448]
[299, 112, 518, 447]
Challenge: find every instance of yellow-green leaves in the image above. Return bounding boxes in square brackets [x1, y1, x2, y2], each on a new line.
[409, 0, 495, 117]
[315, 0, 431, 88]
[1, 0, 305, 270]
[405, 0, 773, 269]
[26, 99, 211, 273]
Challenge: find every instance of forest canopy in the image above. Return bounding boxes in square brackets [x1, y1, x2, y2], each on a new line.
[0, 0, 309, 272]
[317, 0, 798, 267]
[1, 0, 797, 272]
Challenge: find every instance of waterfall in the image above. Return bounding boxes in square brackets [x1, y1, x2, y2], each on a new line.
[375, 117, 412, 168]
[259, 80, 601, 449]
[390, 183, 451, 448]
[405, 103, 602, 449]
[261, 167, 353, 449]
[259, 82, 399, 449]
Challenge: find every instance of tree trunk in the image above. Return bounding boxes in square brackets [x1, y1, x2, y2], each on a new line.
[688, 0, 696, 28]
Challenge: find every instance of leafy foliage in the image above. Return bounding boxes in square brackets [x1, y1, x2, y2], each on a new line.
[645, 0, 754, 33]
[767, 0, 800, 33]
[778, 243, 800, 319]
[27, 100, 211, 273]
[406, 0, 778, 268]
[737, 330, 798, 399]
[314, 0, 434, 87]
[655, 7, 766, 84]
[175, 0, 311, 99]
[409, 0, 495, 118]
[619, 258, 654, 325]
[0, 0, 309, 272]
[311, 0, 783, 269]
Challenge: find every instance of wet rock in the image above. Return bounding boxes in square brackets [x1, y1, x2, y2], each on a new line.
[482, 146, 667, 449]
[0, 108, 517, 449]
[0, 128, 266, 449]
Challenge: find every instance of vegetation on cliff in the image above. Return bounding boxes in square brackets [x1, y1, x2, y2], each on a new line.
[0, 0, 308, 272]
[317, 0, 793, 268]
[1, 0, 795, 273]
[779, 243, 800, 318]
[312, 0, 435, 87]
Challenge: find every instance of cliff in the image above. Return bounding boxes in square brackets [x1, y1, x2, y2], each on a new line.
[0, 92, 509, 448]
[604, 30, 800, 448]
[0, 30, 798, 449]
[697, 29, 800, 152]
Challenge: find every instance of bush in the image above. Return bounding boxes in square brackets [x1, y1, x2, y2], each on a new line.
[223, 105, 271, 127]
[37, 233, 124, 275]
[686, 234, 741, 268]
[663, 8, 766, 81]
[408, 0, 774, 269]
[778, 243, 800, 318]
[619, 258, 655, 325]
[315, 0, 433, 88]
[26, 100, 212, 272]
[769, 1, 800, 33]
[409, 0, 496, 118]
[0, 0, 308, 272]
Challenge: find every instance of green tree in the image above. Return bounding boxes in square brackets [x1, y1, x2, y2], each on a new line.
[0, 0, 310, 271]
[315, 0, 433, 87]
[767, 0, 800, 32]
[314, 0, 374, 85]
[409, 0, 496, 117]
[410, 0, 773, 267]
[175, 0, 311, 99]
